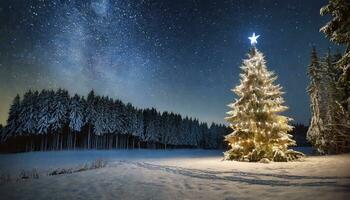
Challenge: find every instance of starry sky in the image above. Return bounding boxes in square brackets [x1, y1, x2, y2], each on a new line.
[0, 0, 341, 125]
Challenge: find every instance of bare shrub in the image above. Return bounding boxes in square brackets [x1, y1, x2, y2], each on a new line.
[48, 159, 108, 176]
[18, 169, 39, 180]
[0, 172, 11, 184]
[90, 159, 107, 169]
[48, 168, 73, 176]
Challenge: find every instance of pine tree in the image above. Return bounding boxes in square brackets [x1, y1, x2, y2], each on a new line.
[135, 110, 144, 148]
[159, 111, 170, 148]
[17, 90, 37, 135]
[320, 0, 350, 100]
[69, 94, 84, 132]
[323, 51, 344, 153]
[307, 47, 325, 151]
[4, 95, 21, 141]
[50, 89, 69, 133]
[225, 48, 303, 162]
[37, 90, 51, 135]
[94, 96, 104, 136]
[319, 0, 350, 153]
[85, 90, 97, 149]
[190, 119, 200, 147]
[125, 103, 137, 137]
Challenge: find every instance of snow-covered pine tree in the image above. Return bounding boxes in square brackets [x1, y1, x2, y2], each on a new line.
[144, 108, 160, 147]
[324, 50, 339, 123]
[49, 89, 69, 150]
[117, 101, 129, 148]
[307, 47, 326, 151]
[122, 103, 136, 148]
[67, 94, 84, 149]
[179, 117, 190, 146]
[50, 89, 69, 132]
[159, 111, 171, 149]
[135, 110, 144, 148]
[3, 95, 21, 141]
[190, 119, 200, 147]
[225, 47, 304, 162]
[37, 90, 50, 135]
[201, 123, 211, 148]
[17, 90, 37, 136]
[36, 90, 53, 151]
[101, 97, 112, 149]
[69, 94, 84, 132]
[320, 0, 350, 100]
[209, 123, 219, 149]
[110, 100, 124, 148]
[167, 113, 179, 147]
[93, 96, 104, 137]
[322, 50, 344, 153]
[140, 110, 152, 146]
[85, 90, 97, 149]
[320, 0, 350, 153]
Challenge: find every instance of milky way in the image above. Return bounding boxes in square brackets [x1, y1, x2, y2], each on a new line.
[0, 0, 340, 125]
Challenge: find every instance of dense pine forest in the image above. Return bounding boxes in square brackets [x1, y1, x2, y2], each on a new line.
[0, 89, 310, 153]
[0, 89, 230, 152]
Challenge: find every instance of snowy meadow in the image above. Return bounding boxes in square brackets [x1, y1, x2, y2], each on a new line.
[0, 149, 349, 200]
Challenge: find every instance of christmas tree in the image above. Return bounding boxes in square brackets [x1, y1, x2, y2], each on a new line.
[224, 34, 304, 162]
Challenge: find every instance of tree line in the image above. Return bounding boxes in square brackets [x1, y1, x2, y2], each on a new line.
[0, 89, 229, 152]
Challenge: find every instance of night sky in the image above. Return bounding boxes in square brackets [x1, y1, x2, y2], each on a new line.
[0, 0, 340, 125]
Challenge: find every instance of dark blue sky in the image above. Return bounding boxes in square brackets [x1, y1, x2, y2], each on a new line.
[0, 0, 340, 125]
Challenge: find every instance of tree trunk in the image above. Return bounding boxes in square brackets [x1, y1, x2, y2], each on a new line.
[88, 124, 91, 149]
[60, 131, 63, 150]
[109, 135, 112, 149]
[116, 134, 119, 149]
[57, 133, 60, 150]
[73, 133, 77, 150]
[40, 135, 44, 151]
[44, 135, 47, 151]
[127, 135, 129, 149]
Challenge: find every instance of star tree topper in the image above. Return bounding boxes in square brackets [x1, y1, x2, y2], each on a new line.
[248, 33, 260, 46]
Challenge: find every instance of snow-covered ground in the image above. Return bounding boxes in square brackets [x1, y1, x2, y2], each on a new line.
[0, 149, 349, 200]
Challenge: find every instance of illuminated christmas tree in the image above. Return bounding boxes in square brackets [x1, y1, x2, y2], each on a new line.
[224, 33, 304, 162]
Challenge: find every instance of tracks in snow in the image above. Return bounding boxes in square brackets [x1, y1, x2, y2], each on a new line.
[112, 160, 350, 188]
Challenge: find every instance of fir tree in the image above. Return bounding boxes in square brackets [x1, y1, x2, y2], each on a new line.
[85, 90, 97, 149]
[135, 110, 144, 148]
[319, 0, 350, 153]
[69, 94, 84, 132]
[159, 111, 170, 148]
[4, 95, 21, 140]
[225, 48, 303, 162]
[307, 47, 325, 150]
[37, 90, 51, 135]
[50, 89, 69, 132]
[320, 0, 350, 99]
[93, 96, 105, 136]
[17, 90, 37, 135]
[110, 100, 124, 135]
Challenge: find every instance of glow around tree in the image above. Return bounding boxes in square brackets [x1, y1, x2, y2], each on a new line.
[224, 41, 304, 162]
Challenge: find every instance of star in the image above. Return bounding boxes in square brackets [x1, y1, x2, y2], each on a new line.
[248, 33, 260, 46]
